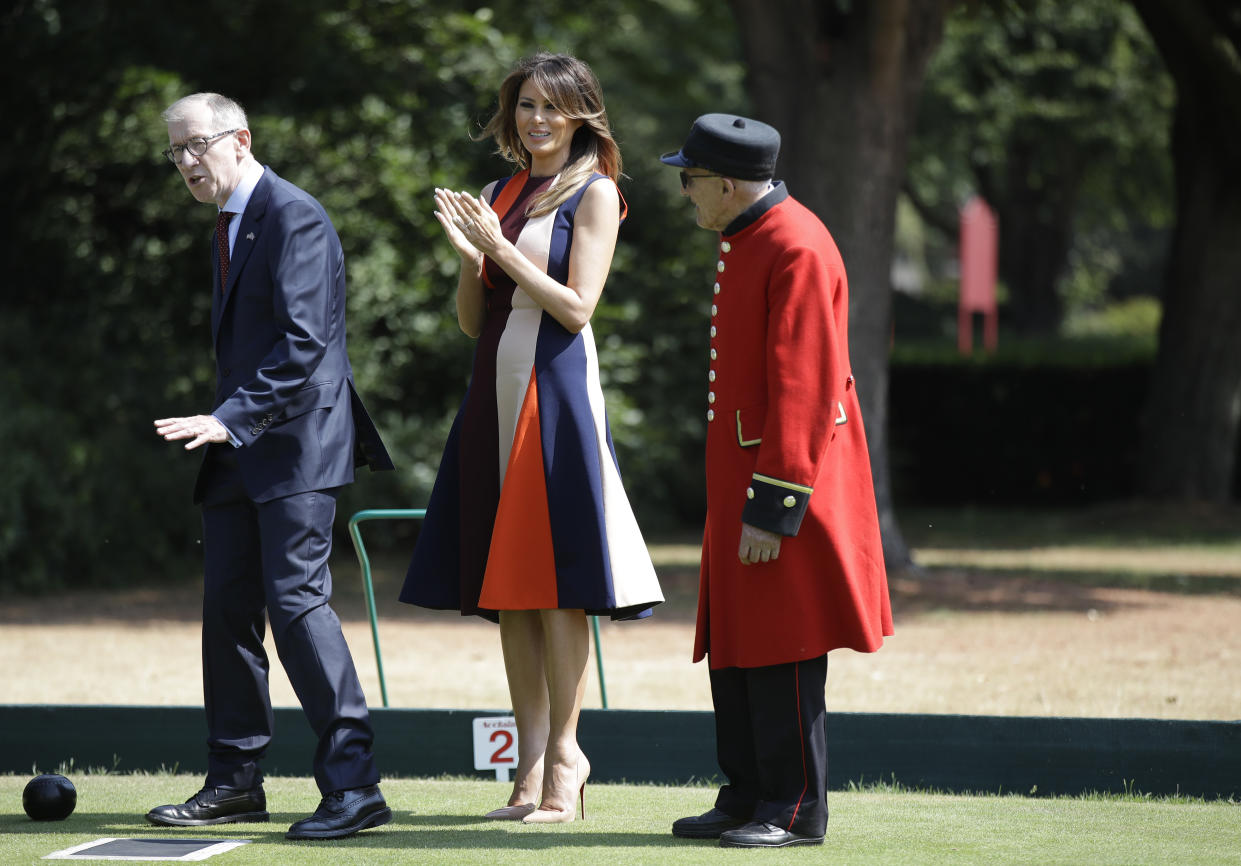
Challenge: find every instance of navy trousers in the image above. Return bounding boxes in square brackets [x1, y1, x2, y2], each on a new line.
[199, 449, 377, 795]
[709, 654, 829, 837]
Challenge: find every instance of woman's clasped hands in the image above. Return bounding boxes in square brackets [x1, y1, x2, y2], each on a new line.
[434, 187, 503, 261]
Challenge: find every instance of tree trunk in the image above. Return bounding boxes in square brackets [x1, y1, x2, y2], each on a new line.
[729, 0, 950, 570]
[1131, 0, 1241, 501]
[984, 144, 1084, 337]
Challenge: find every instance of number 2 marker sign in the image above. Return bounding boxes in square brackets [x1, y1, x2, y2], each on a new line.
[472, 716, 518, 781]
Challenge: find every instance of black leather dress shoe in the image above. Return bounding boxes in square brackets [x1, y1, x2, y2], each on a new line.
[285, 785, 392, 840]
[672, 807, 749, 839]
[719, 821, 824, 848]
[146, 786, 268, 826]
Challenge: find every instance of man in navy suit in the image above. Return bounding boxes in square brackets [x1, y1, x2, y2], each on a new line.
[150, 92, 394, 840]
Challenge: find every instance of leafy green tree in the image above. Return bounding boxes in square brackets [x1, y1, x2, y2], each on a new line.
[3, 2, 205, 592]
[906, 0, 1173, 334]
[0, 0, 520, 591]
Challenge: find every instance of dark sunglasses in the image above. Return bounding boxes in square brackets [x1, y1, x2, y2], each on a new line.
[679, 170, 725, 189]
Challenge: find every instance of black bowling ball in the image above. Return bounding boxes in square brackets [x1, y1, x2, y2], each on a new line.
[23, 773, 77, 821]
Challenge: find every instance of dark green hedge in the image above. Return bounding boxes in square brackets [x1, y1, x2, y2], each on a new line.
[889, 361, 1208, 505]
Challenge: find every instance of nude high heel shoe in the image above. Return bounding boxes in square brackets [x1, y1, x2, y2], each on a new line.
[487, 755, 542, 820]
[484, 803, 536, 820]
[522, 756, 589, 825]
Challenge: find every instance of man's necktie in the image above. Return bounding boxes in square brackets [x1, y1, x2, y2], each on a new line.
[215, 211, 233, 293]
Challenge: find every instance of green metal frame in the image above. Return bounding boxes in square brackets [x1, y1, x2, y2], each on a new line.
[347, 508, 608, 709]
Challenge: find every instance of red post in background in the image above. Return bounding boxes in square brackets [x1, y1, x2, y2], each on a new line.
[958, 196, 998, 354]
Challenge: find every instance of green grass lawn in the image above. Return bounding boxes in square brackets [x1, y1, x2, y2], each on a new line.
[2, 775, 1237, 865]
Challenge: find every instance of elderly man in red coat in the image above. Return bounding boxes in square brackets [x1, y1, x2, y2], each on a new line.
[661, 114, 893, 849]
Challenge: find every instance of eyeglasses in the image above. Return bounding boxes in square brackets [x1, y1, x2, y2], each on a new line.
[163, 129, 240, 165]
[679, 170, 725, 189]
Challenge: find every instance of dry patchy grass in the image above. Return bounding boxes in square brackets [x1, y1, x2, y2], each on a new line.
[3, 504, 1239, 720]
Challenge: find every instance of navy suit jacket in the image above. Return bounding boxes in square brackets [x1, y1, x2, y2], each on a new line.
[195, 166, 393, 504]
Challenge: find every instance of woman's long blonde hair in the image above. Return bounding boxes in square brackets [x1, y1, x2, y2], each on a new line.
[479, 52, 621, 218]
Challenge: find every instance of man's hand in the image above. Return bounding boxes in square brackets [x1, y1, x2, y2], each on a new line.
[738, 522, 782, 564]
[154, 415, 230, 451]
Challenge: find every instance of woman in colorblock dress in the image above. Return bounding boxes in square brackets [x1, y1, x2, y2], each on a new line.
[400, 52, 662, 824]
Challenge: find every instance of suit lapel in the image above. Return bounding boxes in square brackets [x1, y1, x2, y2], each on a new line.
[211, 167, 275, 346]
[224, 172, 270, 296]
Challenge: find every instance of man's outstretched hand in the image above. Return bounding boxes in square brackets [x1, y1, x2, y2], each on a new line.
[154, 415, 229, 450]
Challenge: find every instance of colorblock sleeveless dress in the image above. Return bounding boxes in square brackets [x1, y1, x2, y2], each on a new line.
[400, 171, 663, 622]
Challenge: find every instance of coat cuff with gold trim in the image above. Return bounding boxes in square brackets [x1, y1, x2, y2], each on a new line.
[741, 473, 812, 536]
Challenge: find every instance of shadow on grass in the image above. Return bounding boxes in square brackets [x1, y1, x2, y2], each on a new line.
[0, 811, 696, 851]
[889, 566, 1240, 618]
[285, 828, 691, 850]
[901, 501, 1241, 549]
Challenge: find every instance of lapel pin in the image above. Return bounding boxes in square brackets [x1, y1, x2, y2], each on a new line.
[246, 232, 255, 240]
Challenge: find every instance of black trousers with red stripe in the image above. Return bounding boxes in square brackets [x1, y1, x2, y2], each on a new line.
[709, 654, 828, 837]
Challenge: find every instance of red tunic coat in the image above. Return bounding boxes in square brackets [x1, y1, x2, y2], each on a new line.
[694, 187, 893, 669]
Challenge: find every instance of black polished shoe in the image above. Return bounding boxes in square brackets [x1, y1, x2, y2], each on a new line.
[146, 786, 268, 826]
[719, 821, 825, 848]
[672, 807, 749, 839]
[285, 785, 392, 840]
